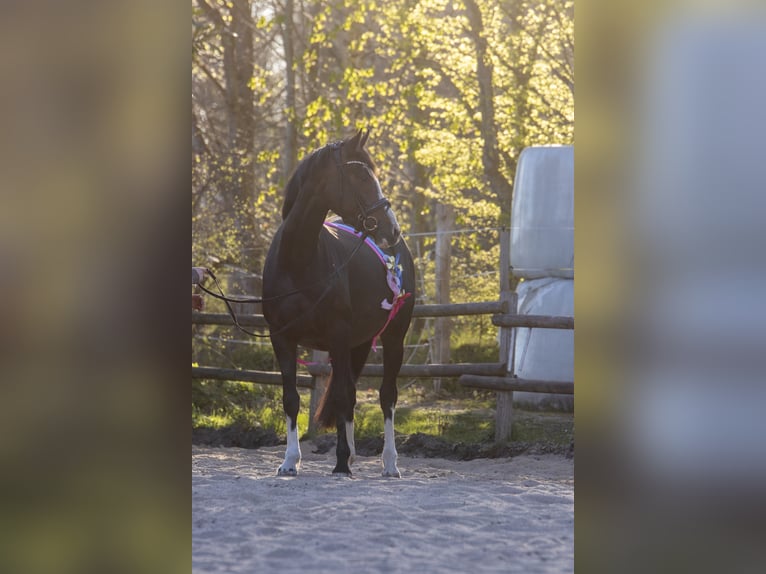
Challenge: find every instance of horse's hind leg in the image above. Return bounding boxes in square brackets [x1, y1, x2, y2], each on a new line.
[271, 335, 301, 476]
[327, 341, 370, 476]
[345, 341, 373, 468]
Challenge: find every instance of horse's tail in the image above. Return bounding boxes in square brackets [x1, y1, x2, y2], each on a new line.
[314, 367, 342, 429]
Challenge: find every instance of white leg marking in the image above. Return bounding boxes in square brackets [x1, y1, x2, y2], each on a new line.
[278, 416, 301, 476]
[345, 420, 356, 466]
[382, 411, 400, 478]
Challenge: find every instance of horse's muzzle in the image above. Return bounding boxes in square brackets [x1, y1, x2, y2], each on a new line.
[376, 224, 401, 249]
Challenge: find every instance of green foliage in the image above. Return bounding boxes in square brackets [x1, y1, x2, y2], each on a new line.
[453, 336, 500, 364]
[192, 332, 276, 371]
[192, 0, 573, 294]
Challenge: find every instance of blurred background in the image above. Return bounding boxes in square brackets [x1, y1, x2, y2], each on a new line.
[2, 0, 765, 572]
[577, 1, 766, 572]
[0, 1, 189, 573]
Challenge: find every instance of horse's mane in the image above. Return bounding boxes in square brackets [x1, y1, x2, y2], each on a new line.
[281, 138, 376, 220]
[281, 142, 337, 220]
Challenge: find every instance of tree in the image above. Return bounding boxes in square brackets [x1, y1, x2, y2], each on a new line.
[194, 0, 257, 269]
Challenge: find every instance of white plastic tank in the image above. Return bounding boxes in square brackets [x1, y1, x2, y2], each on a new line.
[507, 145, 574, 409]
[510, 145, 574, 280]
[511, 278, 574, 410]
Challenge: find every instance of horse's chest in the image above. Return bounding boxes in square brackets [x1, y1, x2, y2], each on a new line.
[263, 228, 410, 347]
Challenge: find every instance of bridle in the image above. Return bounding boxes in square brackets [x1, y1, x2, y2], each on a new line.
[331, 142, 391, 234]
[197, 143, 394, 338]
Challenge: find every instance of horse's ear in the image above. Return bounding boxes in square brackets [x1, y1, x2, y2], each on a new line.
[345, 128, 369, 153]
[359, 128, 370, 149]
[348, 128, 363, 150]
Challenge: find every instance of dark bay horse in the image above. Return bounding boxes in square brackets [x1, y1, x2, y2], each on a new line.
[262, 130, 415, 477]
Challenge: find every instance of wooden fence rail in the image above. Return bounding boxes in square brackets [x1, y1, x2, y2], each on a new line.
[191, 362, 508, 385]
[192, 366, 315, 388]
[191, 300, 509, 329]
[491, 314, 574, 330]
[413, 301, 506, 317]
[192, 313, 268, 328]
[303, 362, 507, 378]
[459, 375, 574, 395]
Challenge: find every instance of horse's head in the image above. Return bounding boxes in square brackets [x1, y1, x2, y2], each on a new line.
[281, 129, 402, 249]
[331, 129, 402, 249]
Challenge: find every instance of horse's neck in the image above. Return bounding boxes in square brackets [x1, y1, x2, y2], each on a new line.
[279, 196, 329, 271]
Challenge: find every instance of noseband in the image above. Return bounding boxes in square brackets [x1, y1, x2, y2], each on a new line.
[332, 144, 391, 233]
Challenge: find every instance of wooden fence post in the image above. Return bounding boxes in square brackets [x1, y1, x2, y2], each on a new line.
[433, 203, 454, 391]
[495, 227, 516, 442]
[308, 350, 330, 434]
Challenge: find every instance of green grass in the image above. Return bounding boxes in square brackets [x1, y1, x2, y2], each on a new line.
[510, 410, 574, 446]
[192, 380, 311, 435]
[353, 401, 494, 443]
[192, 380, 573, 447]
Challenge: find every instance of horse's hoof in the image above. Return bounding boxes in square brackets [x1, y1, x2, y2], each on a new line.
[331, 467, 352, 478]
[277, 467, 298, 477]
[382, 469, 401, 478]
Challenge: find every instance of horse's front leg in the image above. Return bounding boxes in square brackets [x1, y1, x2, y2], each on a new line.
[271, 335, 301, 476]
[379, 339, 404, 478]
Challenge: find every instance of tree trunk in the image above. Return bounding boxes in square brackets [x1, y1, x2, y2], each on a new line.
[281, 0, 298, 182]
[463, 0, 514, 224]
[227, 0, 257, 272]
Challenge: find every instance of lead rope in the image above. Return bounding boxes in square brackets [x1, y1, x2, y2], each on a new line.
[198, 269, 268, 338]
[197, 228, 372, 339]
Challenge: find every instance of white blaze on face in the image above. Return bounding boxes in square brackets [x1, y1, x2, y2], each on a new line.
[278, 416, 301, 476]
[382, 410, 400, 477]
[345, 420, 356, 466]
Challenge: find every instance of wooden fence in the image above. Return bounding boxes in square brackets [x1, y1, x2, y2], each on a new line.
[192, 229, 574, 441]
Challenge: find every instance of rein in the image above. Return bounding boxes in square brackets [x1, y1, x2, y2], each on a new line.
[196, 269, 268, 337]
[197, 226, 372, 338]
